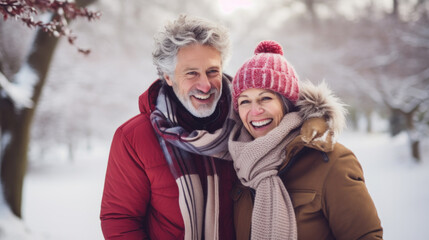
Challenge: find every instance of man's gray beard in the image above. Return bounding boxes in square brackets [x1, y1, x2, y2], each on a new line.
[173, 85, 222, 118]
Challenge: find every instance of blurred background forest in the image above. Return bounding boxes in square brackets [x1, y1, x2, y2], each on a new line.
[1, 0, 429, 239]
[3, 0, 427, 162]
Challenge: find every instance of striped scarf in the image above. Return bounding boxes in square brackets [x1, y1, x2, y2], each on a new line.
[150, 78, 235, 240]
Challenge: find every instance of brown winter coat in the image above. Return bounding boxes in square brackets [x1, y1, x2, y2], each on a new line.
[231, 82, 383, 240]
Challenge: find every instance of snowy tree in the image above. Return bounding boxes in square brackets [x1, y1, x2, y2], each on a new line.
[243, 0, 429, 161]
[29, 0, 225, 164]
[348, 2, 429, 162]
[274, 0, 429, 161]
[0, 0, 99, 219]
[318, 0, 429, 161]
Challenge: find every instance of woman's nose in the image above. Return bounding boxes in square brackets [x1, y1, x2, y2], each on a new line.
[250, 103, 263, 115]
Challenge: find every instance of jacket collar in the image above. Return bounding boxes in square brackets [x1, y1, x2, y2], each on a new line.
[139, 75, 233, 130]
[139, 79, 163, 115]
[281, 80, 347, 166]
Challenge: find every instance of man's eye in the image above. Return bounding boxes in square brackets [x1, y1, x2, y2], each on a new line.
[186, 71, 198, 76]
[207, 69, 220, 77]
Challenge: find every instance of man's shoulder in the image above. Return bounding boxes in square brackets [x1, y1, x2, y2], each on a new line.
[112, 113, 165, 166]
[119, 79, 161, 138]
[120, 111, 154, 132]
[116, 113, 158, 145]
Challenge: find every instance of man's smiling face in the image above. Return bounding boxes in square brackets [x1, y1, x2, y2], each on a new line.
[164, 44, 223, 118]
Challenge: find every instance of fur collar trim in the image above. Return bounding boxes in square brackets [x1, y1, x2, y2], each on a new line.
[296, 80, 347, 138]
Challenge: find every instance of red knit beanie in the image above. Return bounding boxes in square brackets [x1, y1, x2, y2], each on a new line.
[232, 40, 300, 110]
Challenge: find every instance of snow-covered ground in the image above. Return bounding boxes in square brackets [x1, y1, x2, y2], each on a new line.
[339, 131, 429, 240]
[22, 144, 109, 240]
[2, 131, 429, 239]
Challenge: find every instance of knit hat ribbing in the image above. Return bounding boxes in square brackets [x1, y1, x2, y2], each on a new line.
[232, 40, 300, 110]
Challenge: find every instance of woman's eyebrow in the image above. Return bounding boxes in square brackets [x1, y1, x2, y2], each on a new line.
[259, 90, 273, 96]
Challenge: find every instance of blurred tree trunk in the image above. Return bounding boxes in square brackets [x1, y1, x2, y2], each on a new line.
[411, 141, 420, 162]
[365, 110, 373, 133]
[392, 0, 399, 18]
[0, 0, 96, 218]
[68, 141, 75, 162]
[1, 19, 59, 218]
[348, 107, 359, 131]
[304, 0, 319, 30]
[414, 0, 429, 21]
[389, 106, 421, 162]
[404, 110, 421, 162]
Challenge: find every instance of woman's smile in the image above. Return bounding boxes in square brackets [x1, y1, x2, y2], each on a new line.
[238, 88, 285, 138]
[250, 118, 273, 128]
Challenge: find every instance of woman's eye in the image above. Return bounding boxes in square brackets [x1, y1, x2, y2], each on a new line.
[261, 96, 272, 101]
[239, 100, 250, 105]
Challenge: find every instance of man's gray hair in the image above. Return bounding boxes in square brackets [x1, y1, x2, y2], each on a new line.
[152, 14, 231, 81]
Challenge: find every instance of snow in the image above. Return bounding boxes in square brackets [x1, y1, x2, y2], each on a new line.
[0, 130, 11, 161]
[339, 131, 429, 240]
[0, 70, 35, 109]
[0, 130, 426, 239]
[0, 131, 12, 228]
[314, 129, 330, 143]
[0, 205, 35, 240]
[14, 64, 39, 106]
[22, 143, 109, 240]
[1, 1, 427, 238]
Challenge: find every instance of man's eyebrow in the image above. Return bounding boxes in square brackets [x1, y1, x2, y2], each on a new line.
[182, 67, 199, 71]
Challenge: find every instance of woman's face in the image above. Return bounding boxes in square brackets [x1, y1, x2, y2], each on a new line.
[237, 88, 285, 138]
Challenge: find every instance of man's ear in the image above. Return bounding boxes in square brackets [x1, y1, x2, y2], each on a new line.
[164, 74, 173, 87]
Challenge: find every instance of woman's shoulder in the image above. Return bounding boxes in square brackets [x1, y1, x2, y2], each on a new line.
[293, 142, 363, 182]
[327, 142, 360, 166]
[324, 142, 364, 182]
[328, 142, 356, 160]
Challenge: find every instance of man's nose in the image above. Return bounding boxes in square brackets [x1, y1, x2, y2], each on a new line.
[196, 74, 211, 93]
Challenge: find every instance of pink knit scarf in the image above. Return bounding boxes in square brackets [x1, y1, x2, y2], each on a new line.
[228, 112, 303, 240]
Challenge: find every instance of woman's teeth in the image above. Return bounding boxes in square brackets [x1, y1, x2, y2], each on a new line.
[251, 119, 272, 128]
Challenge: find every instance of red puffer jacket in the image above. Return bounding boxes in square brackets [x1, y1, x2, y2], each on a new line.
[100, 80, 236, 239]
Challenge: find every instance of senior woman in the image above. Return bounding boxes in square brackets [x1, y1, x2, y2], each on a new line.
[228, 40, 383, 240]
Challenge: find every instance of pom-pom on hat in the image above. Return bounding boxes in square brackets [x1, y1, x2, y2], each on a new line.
[232, 40, 300, 110]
